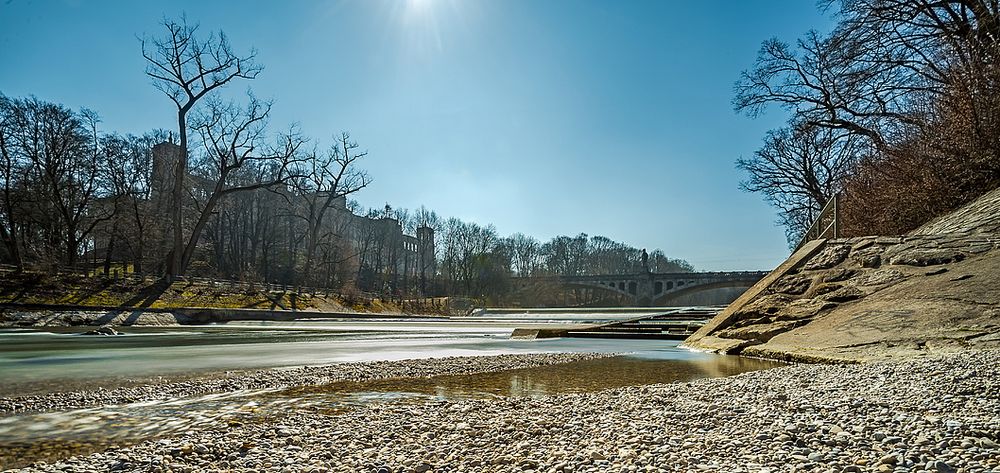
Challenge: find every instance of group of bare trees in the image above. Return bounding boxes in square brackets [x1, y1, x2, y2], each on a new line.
[0, 15, 697, 304]
[0, 96, 107, 269]
[0, 90, 371, 287]
[736, 0, 1000, 243]
[0, 17, 371, 286]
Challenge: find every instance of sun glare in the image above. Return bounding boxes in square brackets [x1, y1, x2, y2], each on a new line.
[406, 0, 431, 10]
[394, 0, 464, 57]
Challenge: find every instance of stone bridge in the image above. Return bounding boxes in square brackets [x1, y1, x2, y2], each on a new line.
[512, 271, 769, 306]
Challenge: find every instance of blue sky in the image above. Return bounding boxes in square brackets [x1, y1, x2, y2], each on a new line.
[0, 0, 833, 271]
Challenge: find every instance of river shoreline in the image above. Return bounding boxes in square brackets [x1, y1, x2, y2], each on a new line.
[3, 350, 997, 472]
[0, 353, 615, 416]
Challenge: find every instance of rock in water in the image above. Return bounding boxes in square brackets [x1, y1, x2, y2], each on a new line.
[81, 325, 120, 336]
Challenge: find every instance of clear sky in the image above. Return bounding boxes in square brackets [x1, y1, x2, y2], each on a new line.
[0, 0, 833, 271]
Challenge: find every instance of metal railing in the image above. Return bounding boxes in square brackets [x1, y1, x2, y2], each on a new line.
[794, 194, 840, 252]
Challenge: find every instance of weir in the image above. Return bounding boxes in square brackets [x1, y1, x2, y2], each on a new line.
[507, 307, 719, 340]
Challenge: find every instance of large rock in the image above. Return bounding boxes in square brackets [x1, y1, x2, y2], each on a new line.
[732, 294, 793, 318]
[819, 286, 865, 303]
[851, 246, 884, 268]
[81, 324, 121, 336]
[743, 250, 998, 362]
[855, 269, 906, 287]
[686, 186, 1000, 362]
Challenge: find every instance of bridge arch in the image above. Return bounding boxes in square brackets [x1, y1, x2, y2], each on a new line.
[653, 279, 756, 306]
[510, 271, 768, 307]
[561, 279, 635, 299]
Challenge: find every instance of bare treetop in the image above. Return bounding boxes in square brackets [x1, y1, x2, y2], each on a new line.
[141, 17, 263, 111]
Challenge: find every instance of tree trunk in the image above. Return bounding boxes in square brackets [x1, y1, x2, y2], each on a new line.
[167, 108, 188, 279]
[180, 190, 222, 273]
[0, 223, 22, 271]
[134, 232, 144, 274]
[103, 222, 117, 275]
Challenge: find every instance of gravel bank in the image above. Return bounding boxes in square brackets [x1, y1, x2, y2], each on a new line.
[0, 353, 614, 415]
[10, 350, 999, 473]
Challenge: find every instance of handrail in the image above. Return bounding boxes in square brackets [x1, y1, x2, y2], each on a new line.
[510, 270, 770, 282]
[794, 194, 839, 252]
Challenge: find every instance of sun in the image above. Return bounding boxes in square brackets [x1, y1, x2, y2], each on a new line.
[382, 0, 473, 59]
[406, 0, 431, 9]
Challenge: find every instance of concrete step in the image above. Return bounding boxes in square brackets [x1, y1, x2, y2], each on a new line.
[564, 331, 691, 340]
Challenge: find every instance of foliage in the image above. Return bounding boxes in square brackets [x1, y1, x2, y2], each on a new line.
[736, 0, 1000, 242]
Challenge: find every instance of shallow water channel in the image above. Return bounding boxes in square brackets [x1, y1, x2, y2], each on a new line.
[0, 319, 784, 469]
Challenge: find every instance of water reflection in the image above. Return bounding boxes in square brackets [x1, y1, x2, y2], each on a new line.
[280, 355, 782, 401]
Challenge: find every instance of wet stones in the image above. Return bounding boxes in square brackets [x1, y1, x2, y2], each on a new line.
[0, 353, 617, 416]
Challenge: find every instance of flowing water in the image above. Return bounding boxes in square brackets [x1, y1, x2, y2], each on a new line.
[0, 316, 784, 469]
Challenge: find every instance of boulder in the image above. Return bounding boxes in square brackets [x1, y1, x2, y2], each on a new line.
[732, 294, 793, 318]
[822, 268, 858, 283]
[81, 325, 121, 336]
[717, 320, 807, 343]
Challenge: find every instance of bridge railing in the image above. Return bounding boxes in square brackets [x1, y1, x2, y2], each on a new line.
[510, 270, 769, 282]
[794, 194, 840, 252]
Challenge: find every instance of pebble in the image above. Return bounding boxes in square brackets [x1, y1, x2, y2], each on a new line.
[3, 350, 1000, 473]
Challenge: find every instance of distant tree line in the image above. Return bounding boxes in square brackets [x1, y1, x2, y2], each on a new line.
[736, 0, 1000, 244]
[0, 16, 693, 304]
[381, 207, 693, 302]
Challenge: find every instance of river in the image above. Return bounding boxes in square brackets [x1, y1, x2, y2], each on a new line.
[0, 315, 784, 469]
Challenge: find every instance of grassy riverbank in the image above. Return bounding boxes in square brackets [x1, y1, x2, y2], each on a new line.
[0, 272, 449, 316]
[5, 350, 997, 472]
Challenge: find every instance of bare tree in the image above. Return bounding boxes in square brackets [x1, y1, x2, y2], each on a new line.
[142, 16, 262, 277]
[294, 132, 370, 286]
[735, 0, 1000, 239]
[102, 131, 168, 273]
[2, 97, 110, 266]
[183, 95, 306, 272]
[0, 95, 26, 269]
[506, 232, 541, 277]
[738, 124, 862, 245]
